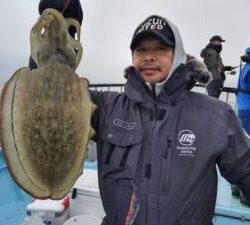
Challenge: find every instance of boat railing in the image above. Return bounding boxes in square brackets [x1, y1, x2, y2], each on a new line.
[89, 83, 237, 110]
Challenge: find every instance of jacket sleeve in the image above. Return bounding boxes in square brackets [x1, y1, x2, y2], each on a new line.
[89, 90, 102, 142]
[223, 66, 233, 71]
[217, 106, 250, 201]
[89, 90, 120, 141]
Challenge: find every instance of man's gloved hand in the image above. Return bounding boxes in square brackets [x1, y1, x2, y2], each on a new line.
[224, 66, 237, 71]
[240, 190, 250, 206]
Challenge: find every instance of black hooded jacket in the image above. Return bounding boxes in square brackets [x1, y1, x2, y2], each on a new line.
[200, 43, 225, 81]
[90, 60, 250, 225]
[89, 16, 250, 225]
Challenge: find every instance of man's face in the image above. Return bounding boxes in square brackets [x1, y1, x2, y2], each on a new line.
[132, 38, 174, 83]
[211, 40, 222, 46]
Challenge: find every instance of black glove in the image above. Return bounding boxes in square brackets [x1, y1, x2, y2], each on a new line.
[240, 189, 250, 205]
[224, 66, 237, 71]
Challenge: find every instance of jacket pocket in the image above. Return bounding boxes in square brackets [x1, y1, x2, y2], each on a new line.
[100, 128, 143, 180]
[161, 137, 172, 194]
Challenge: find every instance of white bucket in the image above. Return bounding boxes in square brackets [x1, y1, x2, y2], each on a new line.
[63, 214, 102, 225]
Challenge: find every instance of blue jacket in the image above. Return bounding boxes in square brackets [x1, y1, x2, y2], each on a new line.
[237, 63, 250, 110]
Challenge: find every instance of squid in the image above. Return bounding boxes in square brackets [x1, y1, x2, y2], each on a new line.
[0, 9, 96, 200]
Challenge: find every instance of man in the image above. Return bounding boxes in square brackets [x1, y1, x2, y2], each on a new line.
[34, 2, 250, 225]
[90, 16, 250, 225]
[200, 35, 234, 98]
[235, 47, 250, 205]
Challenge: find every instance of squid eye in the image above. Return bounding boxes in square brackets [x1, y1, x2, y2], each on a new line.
[68, 25, 78, 40]
[74, 48, 79, 54]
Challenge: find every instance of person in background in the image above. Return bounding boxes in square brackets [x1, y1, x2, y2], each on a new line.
[200, 35, 235, 98]
[237, 47, 250, 135]
[32, 1, 250, 224]
[231, 47, 250, 205]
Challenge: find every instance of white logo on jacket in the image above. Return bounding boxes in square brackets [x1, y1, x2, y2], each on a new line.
[178, 130, 195, 146]
[177, 130, 197, 156]
[113, 119, 135, 130]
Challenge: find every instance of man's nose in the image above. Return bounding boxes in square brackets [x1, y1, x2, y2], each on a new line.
[143, 52, 155, 61]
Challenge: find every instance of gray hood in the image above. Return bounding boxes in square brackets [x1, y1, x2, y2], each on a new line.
[129, 15, 211, 95]
[142, 15, 186, 95]
[162, 16, 187, 79]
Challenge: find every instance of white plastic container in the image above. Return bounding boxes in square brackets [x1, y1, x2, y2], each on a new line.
[69, 169, 105, 219]
[26, 198, 69, 225]
[64, 214, 102, 225]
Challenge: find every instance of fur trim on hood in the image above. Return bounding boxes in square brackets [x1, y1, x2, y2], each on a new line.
[186, 54, 212, 85]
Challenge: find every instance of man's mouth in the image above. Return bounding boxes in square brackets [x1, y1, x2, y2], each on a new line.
[139, 66, 161, 75]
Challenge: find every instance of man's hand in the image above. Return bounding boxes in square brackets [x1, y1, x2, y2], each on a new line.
[240, 190, 250, 206]
[224, 66, 238, 71]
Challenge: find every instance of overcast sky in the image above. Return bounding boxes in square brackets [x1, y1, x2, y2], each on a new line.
[1, 0, 250, 92]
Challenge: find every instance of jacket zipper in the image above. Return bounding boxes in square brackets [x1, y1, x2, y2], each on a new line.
[162, 137, 172, 194]
[146, 83, 158, 225]
[151, 84, 158, 126]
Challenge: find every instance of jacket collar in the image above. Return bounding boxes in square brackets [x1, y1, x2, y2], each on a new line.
[124, 65, 189, 105]
[123, 55, 211, 105]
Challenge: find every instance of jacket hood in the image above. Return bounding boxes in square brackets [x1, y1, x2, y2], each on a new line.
[200, 48, 207, 58]
[161, 16, 187, 80]
[241, 55, 250, 63]
[130, 15, 186, 80]
[154, 17, 209, 86]
[129, 15, 211, 95]
[200, 43, 218, 58]
[200, 43, 210, 58]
